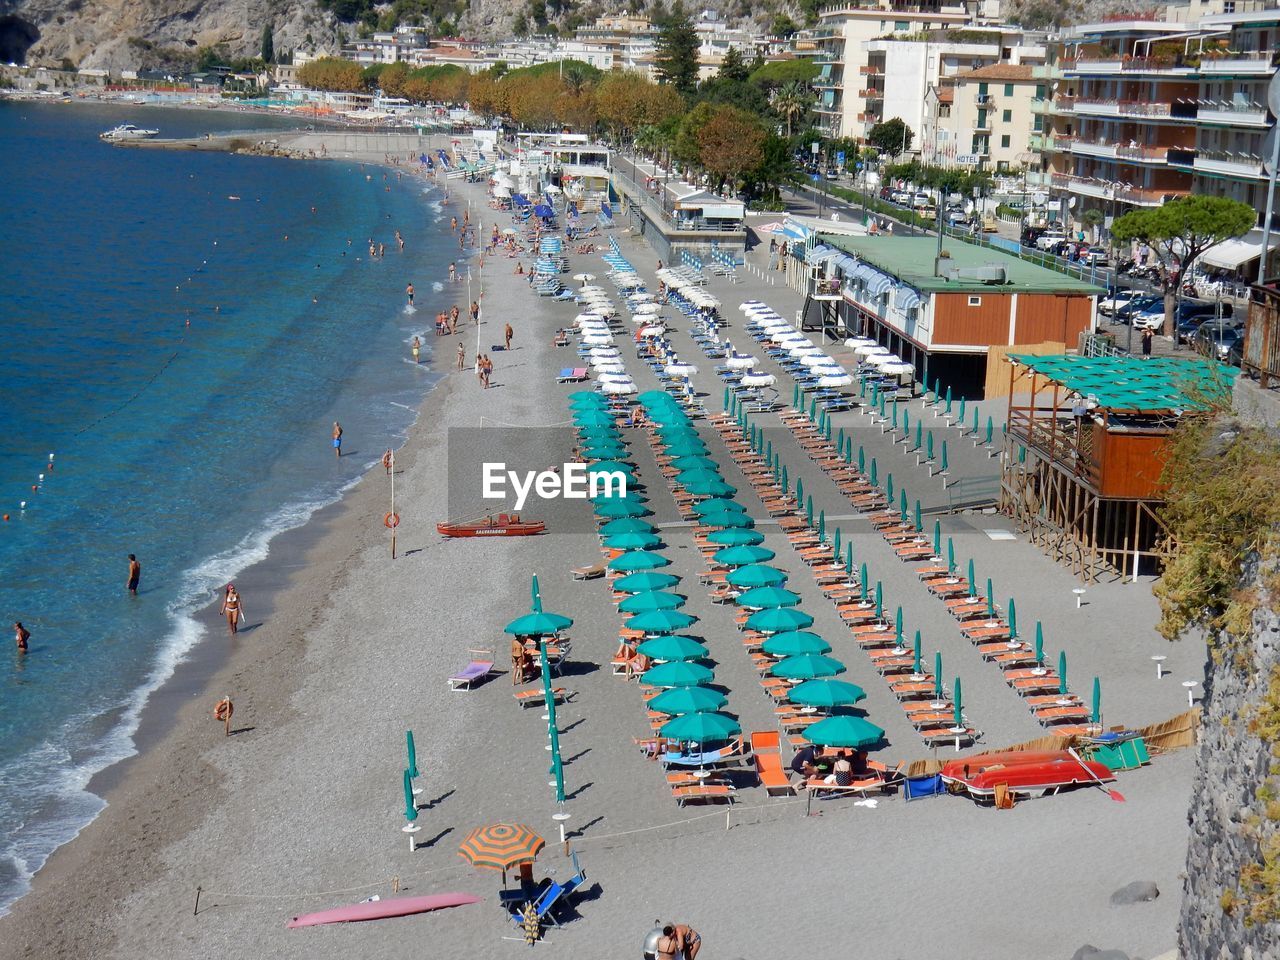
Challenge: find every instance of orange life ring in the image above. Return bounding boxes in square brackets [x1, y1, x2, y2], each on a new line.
[213, 698, 233, 722]
[384, 512, 401, 528]
[382, 451, 393, 470]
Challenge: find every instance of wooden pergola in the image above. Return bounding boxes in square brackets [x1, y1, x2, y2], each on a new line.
[998, 353, 1234, 582]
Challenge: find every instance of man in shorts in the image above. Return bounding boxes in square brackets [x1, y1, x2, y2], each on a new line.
[127, 554, 141, 595]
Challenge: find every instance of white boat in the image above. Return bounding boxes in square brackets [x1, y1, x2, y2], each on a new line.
[100, 123, 160, 142]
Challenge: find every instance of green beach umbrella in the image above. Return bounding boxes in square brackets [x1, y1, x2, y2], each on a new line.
[568, 390, 605, 403]
[818, 510, 826, 543]
[699, 511, 754, 529]
[986, 579, 995, 617]
[735, 586, 801, 608]
[713, 544, 775, 566]
[837, 427, 845, 454]
[539, 636, 566, 804]
[660, 711, 740, 743]
[874, 581, 883, 620]
[869, 458, 878, 487]
[958, 397, 967, 423]
[595, 499, 649, 519]
[614, 571, 680, 593]
[914, 500, 922, 533]
[796, 478, 805, 509]
[1058, 650, 1068, 695]
[676, 467, 724, 485]
[641, 661, 713, 688]
[953, 677, 963, 728]
[692, 497, 744, 516]
[505, 611, 570, 635]
[933, 652, 943, 700]
[805, 495, 814, 528]
[914, 420, 923, 452]
[649, 685, 727, 715]
[600, 517, 656, 536]
[761, 631, 831, 657]
[984, 416, 994, 445]
[604, 532, 661, 551]
[406, 730, 419, 780]
[618, 590, 686, 614]
[894, 606, 904, 645]
[857, 446, 866, 472]
[577, 424, 621, 440]
[803, 715, 884, 749]
[707, 528, 764, 546]
[947, 537, 956, 573]
[683, 477, 736, 497]
[664, 439, 708, 457]
[845, 542, 855, 576]
[967, 558, 976, 595]
[792, 382, 801, 409]
[944, 385, 952, 414]
[781, 464, 789, 497]
[912, 629, 922, 675]
[592, 488, 647, 505]
[671, 455, 717, 471]
[1091, 677, 1101, 724]
[726, 564, 789, 588]
[789, 678, 866, 708]
[609, 550, 671, 572]
[859, 563, 869, 598]
[637, 635, 707, 661]
[886, 473, 894, 501]
[588, 459, 636, 475]
[940, 440, 949, 474]
[723, 386, 730, 412]
[1007, 598, 1018, 640]
[1034, 622, 1044, 665]
[933, 520, 941, 555]
[403, 769, 418, 823]
[627, 609, 696, 633]
[746, 607, 814, 632]
[971, 406, 980, 436]
[582, 443, 628, 460]
[926, 432, 935, 462]
[639, 389, 678, 405]
[903, 409, 910, 438]
[892, 399, 900, 430]
[770, 654, 846, 680]
[833, 528, 842, 560]
[574, 410, 614, 426]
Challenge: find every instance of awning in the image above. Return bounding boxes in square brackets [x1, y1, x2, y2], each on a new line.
[833, 254, 858, 275]
[1200, 233, 1278, 270]
[866, 272, 894, 297]
[807, 246, 842, 265]
[895, 287, 923, 311]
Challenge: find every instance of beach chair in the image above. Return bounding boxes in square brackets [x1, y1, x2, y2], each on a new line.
[515, 687, 570, 709]
[571, 560, 606, 580]
[448, 649, 497, 691]
[903, 774, 947, 802]
[557, 367, 589, 383]
[672, 783, 735, 807]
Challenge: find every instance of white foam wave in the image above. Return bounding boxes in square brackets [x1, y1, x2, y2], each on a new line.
[431, 281, 444, 292]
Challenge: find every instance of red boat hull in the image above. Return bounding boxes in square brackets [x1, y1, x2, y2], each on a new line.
[437, 514, 545, 538]
[287, 892, 481, 928]
[941, 750, 1114, 799]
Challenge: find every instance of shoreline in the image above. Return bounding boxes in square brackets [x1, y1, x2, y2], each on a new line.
[0, 129, 464, 947]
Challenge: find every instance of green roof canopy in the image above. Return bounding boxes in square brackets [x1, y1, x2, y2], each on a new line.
[1006, 352, 1235, 413]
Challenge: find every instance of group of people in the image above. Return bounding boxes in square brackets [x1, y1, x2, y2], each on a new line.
[766, 238, 793, 271]
[476, 353, 495, 388]
[645, 921, 703, 960]
[510, 637, 535, 684]
[789, 743, 866, 787]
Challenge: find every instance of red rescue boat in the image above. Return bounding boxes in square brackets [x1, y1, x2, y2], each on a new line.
[940, 750, 1114, 801]
[437, 513, 546, 538]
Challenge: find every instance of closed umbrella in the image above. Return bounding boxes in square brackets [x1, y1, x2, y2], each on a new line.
[726, 565, 789, 588]
[833, 528, 842, 560]
[761, 631, 831, 657]
[1034, 622, 1044, 666]
[789, 678, 866, 708]
[735, 586, 801, 609]
[707, 528, 764, 546]
[1091, 677, 1101, 724]
[660, 711, 740, 742]
[858, 446, 866, 472]
[609, 550, 670, 572]
[802, 715, 884, 749]
[637, 635, 707, 661]
[627, 609, 696, 633]
[600, 518, 656, 536]
[986, 579, 995, 618]
[894, 606, 904, 645]
[818, 510, 826, 542]
[912, 629, 923, 676]
[746, 607, 814, 632]
[649, 685, 727, 715]
[914, 500, 922, 532]
[860, 564, 869, 601]
[403, 768, 417, 824]
[1058, 650, 1068, 695]
[947, 538, 956, 573]
[869, 459, 878, 487]
[933, 520, 941, 555]
[934, 652, 943, 702]
[713, 545, 775, 566]
[805, 495, 814, 528]
[604, 532, 661, 551]
[641, 661, 713, 688]
[614, 571, 679, 593]
[967, 559, 976, 596]
[618, 590, 686, 613]
[952, 677, 964, 729]
[1007, 598, 1018, 640]
[874, 582, 883, 620]
[886, 473, 894, 501]
[770, 654, 846, 680]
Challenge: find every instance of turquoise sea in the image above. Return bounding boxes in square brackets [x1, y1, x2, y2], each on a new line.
[0, 102, 450, 913]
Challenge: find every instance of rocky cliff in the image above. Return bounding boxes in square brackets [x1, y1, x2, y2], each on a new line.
[1179, 560, 1280, 955]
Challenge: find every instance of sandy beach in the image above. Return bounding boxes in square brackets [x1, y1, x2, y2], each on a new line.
[0, 142, 1202, 960]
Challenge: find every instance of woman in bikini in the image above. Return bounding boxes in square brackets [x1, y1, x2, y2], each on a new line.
[220, 585, 244, 636]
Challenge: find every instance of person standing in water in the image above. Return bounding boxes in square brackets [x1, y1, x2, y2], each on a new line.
[14, 621, 30, 653]
[332, 421, 343, 458]
[127, 554, 141, 595]
[406, 283, 415, 306]
[411, 335, 421, 364]
[220, 585, 243, 636]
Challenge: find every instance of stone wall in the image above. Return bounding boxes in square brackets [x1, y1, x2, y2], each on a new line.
[1180, 556, 1280, 958]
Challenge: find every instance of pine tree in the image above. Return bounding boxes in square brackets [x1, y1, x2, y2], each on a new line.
[654, 2, 699, 95]
[261, 24, 274, 64]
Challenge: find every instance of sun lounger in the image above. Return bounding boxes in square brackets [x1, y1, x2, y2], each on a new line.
[754, 750, 795, 796]
[804, 775, 895, 799]
[571, 560, 606, 580]
[662, 737, 747, 769]
[672, 783, 735, 807]
[448, 650, 497, 690]
[515, 687, 570, 709]
[556, 367, 589, 383]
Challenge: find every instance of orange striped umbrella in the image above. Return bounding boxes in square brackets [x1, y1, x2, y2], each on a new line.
[458, 823, 545, 872]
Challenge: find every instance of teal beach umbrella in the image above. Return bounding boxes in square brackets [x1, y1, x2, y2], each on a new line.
[1058, 650, 1068, 695]
[1091, 677, 1101, 724]
[934, 652, 943, 700]
[789, 678, 866, 708]
[770, 654, 846, 680]
[947, 537, 955, 573]
[595, 499, 649, 518]
[618, 590, 686, 613]
[714, 545, 775, 566]
[707, 528, 764, 546]
[406, 731, 419, 780]
[761, 631, 831, 657]
[615, 571, 679, 593]
[912, 629, 922, 675]
[609, 550, 671, 571]
[735, 586, 802, 608]
[692, 498, 745, 516]
[604, 532, 661, 551]
[699, 511, 753, 529]
[746, 607, 815, 632]
[802, 715, 884, 749]
[726, 565, 789, 588]
[601, 517, 656, 536]
[637, 635, 707, 661]
[403, 769, 418, 823]
[953, 677, 963, 727]
[649, 685, 727, 715]
[967, 558, 976, 595]
[642, 661, 714, 688]
[627, 609, 697, 633]
[1034, 622, 1044, 665]
[874, 581, 883, 620]
[660, 711, 740, 742]
[1007, 598, 1018, 639]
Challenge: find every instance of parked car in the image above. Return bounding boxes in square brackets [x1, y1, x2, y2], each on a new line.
[1129, 305, 1167, 331]
[1227, 336, 1245, 368]
[1078, 248, 1109, 266]
[1099, 290, 1143, 316]
[890, 189, 911, 204]
[825, 167, 841, 180]
[879, 186, 893, 200]
[1035, 229, 1066, 251]
[1113, 295, 1163, 323]
[1193, 322, 1242, 361]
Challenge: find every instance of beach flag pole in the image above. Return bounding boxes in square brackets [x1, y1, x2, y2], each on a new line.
[390, 447, 397, 560]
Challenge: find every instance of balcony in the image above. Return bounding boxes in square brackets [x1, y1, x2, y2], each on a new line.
[1198, 51, 1277, 75]
[858, 88, 882, 99]
[815, 79, 844, 90]
[1070, 98, 1196, 121]
[1050, 173, 1189, 206]
[859, 64, 883, 75]
[1064, 55, 1195, 77]
[1195, 102, 1271, 128]
[1193, 152, 1268, 180]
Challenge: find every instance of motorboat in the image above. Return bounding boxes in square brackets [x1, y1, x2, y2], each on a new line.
[437, 513, 546, 538]
[100, 123, 160, 142]
[940, 750, 1114, 801]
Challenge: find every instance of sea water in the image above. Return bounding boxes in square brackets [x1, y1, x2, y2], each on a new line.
[0, 102, 454, 913]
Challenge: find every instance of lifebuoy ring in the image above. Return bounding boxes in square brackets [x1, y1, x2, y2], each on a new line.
[382, 451, 393, 471]
[384, 512, 401, 528]
[213, 698, 233, 722]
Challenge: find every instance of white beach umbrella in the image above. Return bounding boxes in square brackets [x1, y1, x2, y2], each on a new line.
[866, 353, 903, 368]
[740, 372, 777, 388]
[573, 272, 596, 283]
[492, 185, 511, 198]
[639, 325, 666, 338]
[854, 344, 891, 359]
[817, 374, 853, 388]
[665, 363, 698, 377]
[501, 227, 518, 236]
[592, 361, 627, 374]
[601, 379, 637, 395]
[879, 362, 916, 377]
[800, 354, 837, 367]
[634, 303, 663, 315]
[845, 337, 876, 349]
[630, 292, 657, 303]
[789, 344, 825, 357]
[738, 301, 766, 311]
[725, 355, 757, 371]
[589, 345, 621, 357]
[544, 184, 562, 194]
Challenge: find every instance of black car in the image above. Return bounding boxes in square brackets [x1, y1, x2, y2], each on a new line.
[1113, 296, 1163, 323]
[1173, 300, 1232, 342]
[1192, 322, 1242, 361]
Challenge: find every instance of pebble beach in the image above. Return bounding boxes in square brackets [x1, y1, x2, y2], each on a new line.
[0, 135, 1203, 960]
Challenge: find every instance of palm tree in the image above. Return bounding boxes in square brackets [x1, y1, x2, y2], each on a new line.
[772, 80, 813, 138]
[635, 124, 663, 159]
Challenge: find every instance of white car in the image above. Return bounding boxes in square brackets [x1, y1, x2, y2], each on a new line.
[1099, 290, 1142, 316]
[1035, 230, 1066, 251]
[1130, 306, 1167, 331]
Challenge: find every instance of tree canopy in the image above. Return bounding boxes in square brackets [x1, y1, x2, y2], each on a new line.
[748, 58, 819, 92]
[654, 2, 699, 94]
[868, 118, 913, 157]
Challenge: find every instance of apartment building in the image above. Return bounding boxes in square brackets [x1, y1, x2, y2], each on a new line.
[945, 62, 1043, 170]
[1035, 4, 1278, 274]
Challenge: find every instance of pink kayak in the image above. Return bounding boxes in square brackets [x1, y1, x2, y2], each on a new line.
[287, 892, 482, 928]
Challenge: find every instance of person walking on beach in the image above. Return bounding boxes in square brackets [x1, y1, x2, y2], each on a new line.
[220, 585, 243, 636]
[504, 323, 513, 351]
[14, 621, 30, 653]
[382, 449, 393, 475]
[449, 262, 457, 283]
[450, 305, 460, 335]
[406, 283, 415, 306]
[470, 300, 480, 325]
[456, 343, 465, 370]
[127, 554, 141, 596]
[332, 422, 343, 458]
[412, 335, 421, 364]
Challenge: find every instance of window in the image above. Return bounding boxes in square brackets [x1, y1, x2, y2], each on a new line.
[968, 296, 982, 306]
[1033, 115, 1043, 132]
[1001, 134, 1010, 148]
[978, 82, 988, 95]
[1002, 109, 1012, 123]
[1004, 83, 1014, 97]
[1035, 83, 1046, 99]
[977, 109, 987, 127]
[895, 20, 909, 30]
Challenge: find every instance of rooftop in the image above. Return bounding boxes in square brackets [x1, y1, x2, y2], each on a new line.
[818, 234, 1104, 294]
[1006, 353, 1235, 413]
[953, 63, 1035, 81]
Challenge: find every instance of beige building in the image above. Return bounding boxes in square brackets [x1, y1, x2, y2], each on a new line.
[946, 63, 1042, 172]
